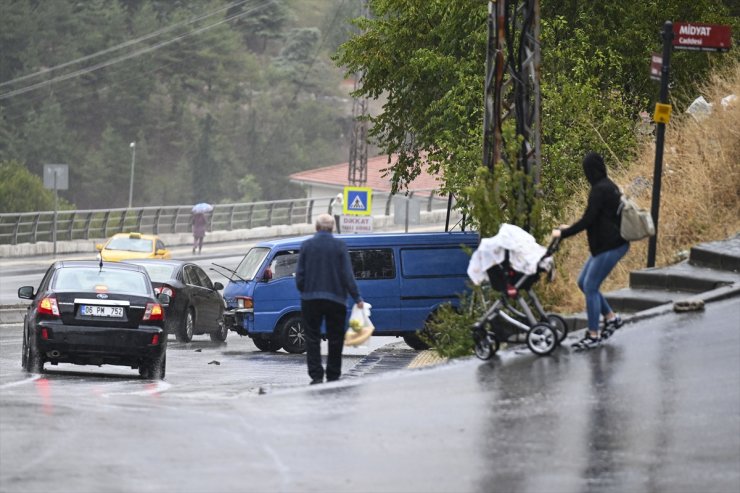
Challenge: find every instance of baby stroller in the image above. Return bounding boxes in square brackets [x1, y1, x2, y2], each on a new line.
[467, 225, 566, 359]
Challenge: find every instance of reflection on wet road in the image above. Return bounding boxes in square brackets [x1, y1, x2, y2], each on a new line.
[1, 298, 739, 493]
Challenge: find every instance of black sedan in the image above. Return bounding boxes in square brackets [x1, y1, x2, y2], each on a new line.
[123, 259, 226, 343]
[18, 261, 169, 379]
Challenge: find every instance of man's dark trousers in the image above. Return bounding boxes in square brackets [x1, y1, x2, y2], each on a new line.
[301, 299, 347, 381]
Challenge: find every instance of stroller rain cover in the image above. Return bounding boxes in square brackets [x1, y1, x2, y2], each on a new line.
[467, 223, 548, 285]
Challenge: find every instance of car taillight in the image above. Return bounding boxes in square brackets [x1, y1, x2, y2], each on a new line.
[143, 302, 164, 321]
[41, 328, 50, 340]
[154, 286, 175, 298]
[151, 334, 160, 345]
[38, 297, 60, 317]
[236, 296, 253, 310]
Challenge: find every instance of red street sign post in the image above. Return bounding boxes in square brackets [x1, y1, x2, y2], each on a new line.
[650, 53, 662, 81]
[673, 22, 732, 52]
[646, 21, 732, 267]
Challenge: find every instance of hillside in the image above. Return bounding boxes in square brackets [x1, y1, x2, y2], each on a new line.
[545, 61, 740, 312]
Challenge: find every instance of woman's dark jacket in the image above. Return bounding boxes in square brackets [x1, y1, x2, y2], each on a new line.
[560, 152, 627, 256]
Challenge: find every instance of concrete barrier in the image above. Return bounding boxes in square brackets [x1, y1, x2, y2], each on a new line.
[0, 305, 28, 325]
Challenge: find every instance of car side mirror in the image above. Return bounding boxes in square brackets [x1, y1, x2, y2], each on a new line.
[155, 249, 167, 256]
[18, 286, 35, 299]
[213, 281, 224, 291]
[262, 268, 273, 282]
[157, 293, 171, 307]
[95, 243, 103, 251]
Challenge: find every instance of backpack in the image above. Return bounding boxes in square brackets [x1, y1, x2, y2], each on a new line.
[618, 194, 655, 241]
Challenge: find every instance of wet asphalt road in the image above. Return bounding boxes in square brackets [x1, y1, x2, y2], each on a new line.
[1, 297, 739, 493]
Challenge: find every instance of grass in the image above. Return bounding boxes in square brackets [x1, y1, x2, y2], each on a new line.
[543, 61, 740, 314]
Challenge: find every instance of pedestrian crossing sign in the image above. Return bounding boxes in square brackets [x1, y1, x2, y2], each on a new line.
[343, 186, 372, 216]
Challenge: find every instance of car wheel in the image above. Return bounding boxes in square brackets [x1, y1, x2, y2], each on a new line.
[139, 353, 166, 380]
[27, 330, 44, 374]
[252, 336, 282, 352]
[278, 315, 306, 354]
[209, 323, 228, 343]
[176, 308, 194, 342]
[21, 325, 29, 371]
[403, 331, 429, 350]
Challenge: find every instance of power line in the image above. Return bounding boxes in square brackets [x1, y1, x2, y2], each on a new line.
[0, 0, 273, 100]
[255, 0, 350, 161]
[0, 0, 255, 89]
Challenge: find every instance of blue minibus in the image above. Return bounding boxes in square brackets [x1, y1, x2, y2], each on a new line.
[221, 231, 479, 352]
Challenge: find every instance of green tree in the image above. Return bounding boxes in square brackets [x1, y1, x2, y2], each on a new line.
[334, 0, 737, 233]
[0, 160, 68, 212]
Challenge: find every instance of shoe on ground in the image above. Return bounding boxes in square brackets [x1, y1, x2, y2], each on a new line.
[572, 335, 601, 351]
[310, 378, 323, 385]
[601, 315, 623, 340]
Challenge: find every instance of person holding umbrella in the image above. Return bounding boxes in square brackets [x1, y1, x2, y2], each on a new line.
[191, 203, 212, 254]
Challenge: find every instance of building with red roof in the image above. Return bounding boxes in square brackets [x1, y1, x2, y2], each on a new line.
[289, 154, 445, 217]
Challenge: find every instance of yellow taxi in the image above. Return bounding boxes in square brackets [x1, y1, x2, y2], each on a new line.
[96, 232, 172, 262]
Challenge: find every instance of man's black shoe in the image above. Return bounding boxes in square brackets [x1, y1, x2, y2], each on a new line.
[327, 377, 340, 382]
[310, 379, 323, 385]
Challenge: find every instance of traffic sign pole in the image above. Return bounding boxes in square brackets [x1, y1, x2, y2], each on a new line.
[647, 21, 673, 268]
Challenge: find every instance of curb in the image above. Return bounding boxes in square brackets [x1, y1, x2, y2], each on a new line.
[0, 304, 28, 325]
[408, 350, 448, 369]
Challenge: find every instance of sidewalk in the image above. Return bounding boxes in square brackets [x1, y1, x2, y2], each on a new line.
[354, 233, 740, 375]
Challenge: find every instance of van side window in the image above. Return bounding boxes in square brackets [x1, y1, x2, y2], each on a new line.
[349, 249, 395, 280]
[400, 247, 471, 278]
[269, 251, 299, 280]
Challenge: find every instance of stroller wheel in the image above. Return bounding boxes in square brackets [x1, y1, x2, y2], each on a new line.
[527, 323, 557, 356]
[472, 325, 499, 360]
[546, 314, 568, 344]
[474, 334, 499, 360]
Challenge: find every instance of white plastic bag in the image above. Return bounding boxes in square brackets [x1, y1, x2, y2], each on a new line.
[345, 302, 374, 347]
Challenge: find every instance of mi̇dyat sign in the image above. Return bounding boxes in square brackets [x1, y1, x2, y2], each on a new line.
[673, 22, 732, 52]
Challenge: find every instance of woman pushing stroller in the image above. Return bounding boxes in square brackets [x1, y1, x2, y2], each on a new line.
[551, 152, 627, 350]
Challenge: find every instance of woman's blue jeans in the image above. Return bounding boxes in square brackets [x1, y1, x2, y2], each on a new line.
[577, 243, 629, 332]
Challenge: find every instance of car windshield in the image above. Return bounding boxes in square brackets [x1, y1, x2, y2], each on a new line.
[235, 247, 270, 280]
[106, 237, 153, 252]
[136, 264, 177, 283]
[54, 267, 151, 295]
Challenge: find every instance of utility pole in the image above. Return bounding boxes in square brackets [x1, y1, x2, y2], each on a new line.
[348, 0, 369, 186]
[128, 142, 136, 209]
[481, 0, 542, 231]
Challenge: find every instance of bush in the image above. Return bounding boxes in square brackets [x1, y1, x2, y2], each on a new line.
[421, 285, 494, 358]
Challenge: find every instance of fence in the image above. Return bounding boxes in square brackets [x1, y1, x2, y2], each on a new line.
[0, 190, 448, 245]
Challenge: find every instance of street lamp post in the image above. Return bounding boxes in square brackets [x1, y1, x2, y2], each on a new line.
[128, 142, 136, 209]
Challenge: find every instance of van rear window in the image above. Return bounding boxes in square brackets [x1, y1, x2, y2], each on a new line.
[400, 247, 471, 278]
[349, 249, 395, 280]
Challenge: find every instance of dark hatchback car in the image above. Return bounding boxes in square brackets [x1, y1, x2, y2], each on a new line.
[123, 259, 227, 343]
[18, 261, 169, 379]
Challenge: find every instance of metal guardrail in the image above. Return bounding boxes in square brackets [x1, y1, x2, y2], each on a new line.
[0, 190, 448, 245]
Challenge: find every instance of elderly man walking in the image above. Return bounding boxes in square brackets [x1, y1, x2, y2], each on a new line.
[296, 214, 363, 384]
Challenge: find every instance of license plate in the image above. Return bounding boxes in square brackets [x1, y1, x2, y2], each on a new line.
[80, 305, 124, 318]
